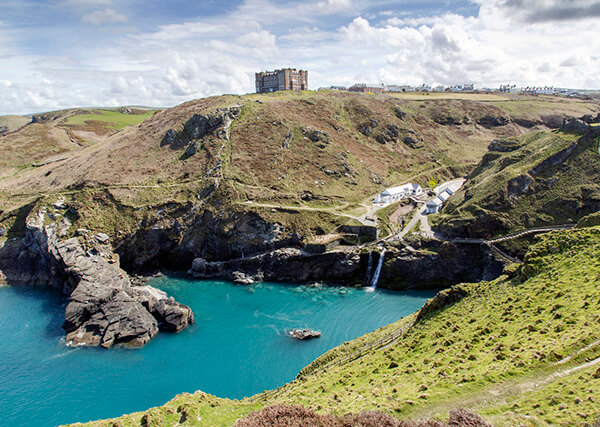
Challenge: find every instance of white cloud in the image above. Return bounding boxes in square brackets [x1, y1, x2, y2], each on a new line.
[1, 1, 600, 115]
[82, 8, 128, 25]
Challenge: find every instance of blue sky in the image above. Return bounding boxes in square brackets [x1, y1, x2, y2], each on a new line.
[0, 0, 599, 114]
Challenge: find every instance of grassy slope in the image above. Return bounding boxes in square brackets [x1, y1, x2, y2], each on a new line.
[3, 92, 597, 242]
[435, 131, 600, 238]
[63, 109, 156, 129]
[76, 226, 600, 426]
[0, 115, 30, 132]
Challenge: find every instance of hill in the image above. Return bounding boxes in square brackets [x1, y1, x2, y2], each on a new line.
[1, 92, 598, 268]
[0, 114, 30, 134]
[73, 225, 600, 426]
[433, 128, 600, 249]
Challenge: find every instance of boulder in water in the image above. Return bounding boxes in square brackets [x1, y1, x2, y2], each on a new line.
[288, 328, 321, 340]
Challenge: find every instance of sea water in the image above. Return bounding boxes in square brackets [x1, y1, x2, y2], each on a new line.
[0, 278, 435, 427]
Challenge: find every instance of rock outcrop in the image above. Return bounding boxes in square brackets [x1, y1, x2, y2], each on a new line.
[188, 239, 504, 291]
[189, 248, 362, 284]
[23, 208, 193, 348]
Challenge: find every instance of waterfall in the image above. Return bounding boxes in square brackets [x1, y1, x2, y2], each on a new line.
[364, 251, 373, 286]
[369, 249, 386, 289]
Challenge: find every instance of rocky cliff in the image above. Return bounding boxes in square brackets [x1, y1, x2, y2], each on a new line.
[18, 206, 194, 348]
[187, 237, 504, 290]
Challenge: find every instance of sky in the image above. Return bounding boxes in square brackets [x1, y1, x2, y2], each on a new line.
[0, 0, 599, 115]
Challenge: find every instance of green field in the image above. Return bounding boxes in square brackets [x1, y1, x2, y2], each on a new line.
[63, 109, 157, 130]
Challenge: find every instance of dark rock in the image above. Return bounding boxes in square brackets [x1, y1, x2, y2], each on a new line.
[375, 124, 401, 144]
[359, 118, 379, 136]
[434, 116, 462, 126]
[0, 126, 8, 135]
[188, 248, 362, 284]
[394, 107, 407, 120]
[513, 118, 540, 128]
[488, 138, 520, 152]
[184, 114, 224, 140]
[477, 115, 509, 128]
[152, 297, 194, 332]
[161, 129, 177, 146]
[282, 131, 293, 149]
[185, 140, 199, 156]
[301, 128, 330, 148]
[561, 118, 589, 133]
[287, 328, 321, 340]
[403, 135, 424, 149]
[507, 175, 533, 199]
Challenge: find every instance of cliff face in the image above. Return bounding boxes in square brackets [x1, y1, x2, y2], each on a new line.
[187, 238, 504, 290]
[19, 206, 194, 348]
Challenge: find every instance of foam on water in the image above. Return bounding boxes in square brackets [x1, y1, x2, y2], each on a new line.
[0, 278, 435, 427]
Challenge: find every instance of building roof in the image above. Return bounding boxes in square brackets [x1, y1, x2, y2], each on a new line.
[381, 183, 415, 196]
[427, 198, 444, 207]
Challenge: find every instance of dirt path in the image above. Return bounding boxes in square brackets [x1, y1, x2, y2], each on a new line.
[407, 354, 600, 421]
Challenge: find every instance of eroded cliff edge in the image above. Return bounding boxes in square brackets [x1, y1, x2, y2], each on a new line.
[0, 206, 193, 348]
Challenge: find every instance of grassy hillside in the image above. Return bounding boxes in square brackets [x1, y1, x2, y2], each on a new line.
[74, 226, 600, 426]
[434, 131, 600, 238]
[0, 114, 30, 133]
[2, 92, 598, 244]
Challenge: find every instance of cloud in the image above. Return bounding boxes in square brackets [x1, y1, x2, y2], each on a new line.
[476, 0, 600, 23]
[82, 8, 128, 25]
[1, 0, 600, 115]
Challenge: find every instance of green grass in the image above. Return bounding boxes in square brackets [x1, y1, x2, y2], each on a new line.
[437, 131, 599, 237]
[79, 226, 600, 426]
[64, 109, 156, 130]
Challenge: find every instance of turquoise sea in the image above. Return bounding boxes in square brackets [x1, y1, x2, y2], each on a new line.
[0, 277, 435, 426]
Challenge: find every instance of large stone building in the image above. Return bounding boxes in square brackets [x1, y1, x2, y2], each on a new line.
[255, 68, 308, 93]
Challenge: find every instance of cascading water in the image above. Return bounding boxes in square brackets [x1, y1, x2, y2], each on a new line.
[368, 249, 386, 290]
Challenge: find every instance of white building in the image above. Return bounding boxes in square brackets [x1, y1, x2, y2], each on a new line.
[374, 183, 422, 204]
[426, 198, 444, 214]
[384, 85, 415, 93]
[426, 187, 454, 214]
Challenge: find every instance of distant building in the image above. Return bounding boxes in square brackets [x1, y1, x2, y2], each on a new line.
[499, 84, 518, 93]
[416, 84, 432, 92]
[255, 68, 308, 93]
[348, 83, 385, 93]
[449, 84, 474, 92]
[318, 86, 347, 91]
[521, 86, 556, 95]
[384, 85, 415, 93]
[374, 183, 422, 204]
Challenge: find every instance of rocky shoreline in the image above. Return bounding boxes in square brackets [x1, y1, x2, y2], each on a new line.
[0, 197, 506, 350]
[0, 207, 194, 349]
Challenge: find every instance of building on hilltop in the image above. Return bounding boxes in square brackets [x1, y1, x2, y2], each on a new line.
[255, 68, 308, 93]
